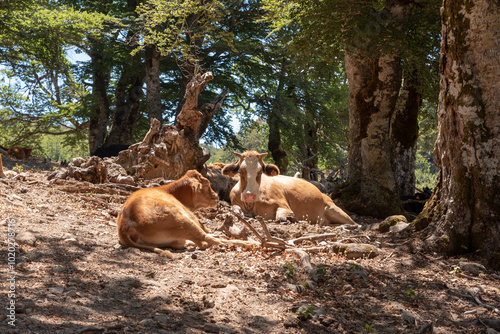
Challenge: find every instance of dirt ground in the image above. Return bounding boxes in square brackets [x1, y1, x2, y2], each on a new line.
[0, 156, 499, 334]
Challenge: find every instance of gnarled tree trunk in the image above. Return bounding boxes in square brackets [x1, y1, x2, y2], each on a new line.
[117, 72, 227, 180]
[416, 0, 500, 268]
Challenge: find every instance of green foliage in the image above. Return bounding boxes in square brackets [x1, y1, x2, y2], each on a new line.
[365, 323, 377, 333]
[280, 263, 296, 278]
[406, 289, 417, 297]
[39, 132, 89, 161]
[415, 101, 439, 190]
[295, 305, 315, 319]
[205, 120, 268, 164]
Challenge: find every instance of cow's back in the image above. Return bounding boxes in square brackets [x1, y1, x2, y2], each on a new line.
[259, 175, 328, 223]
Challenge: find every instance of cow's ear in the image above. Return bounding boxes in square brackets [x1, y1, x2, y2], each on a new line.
[263, 164, 280, 176]
[222, 164, 240, 177]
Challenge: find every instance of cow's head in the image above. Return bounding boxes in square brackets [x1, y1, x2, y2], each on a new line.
[222, 151, 279, 202]
[182, 170, 219, 210]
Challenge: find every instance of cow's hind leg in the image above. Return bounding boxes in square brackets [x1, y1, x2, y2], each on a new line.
[324, 205, 358, 226]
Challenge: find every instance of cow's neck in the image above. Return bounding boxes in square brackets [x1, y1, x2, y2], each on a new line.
[161, 178, 195, 210]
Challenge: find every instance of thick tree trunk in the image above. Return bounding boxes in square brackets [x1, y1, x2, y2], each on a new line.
[333, 50, 404, 218]
[88, 42, 111, 155]
[268, 60, 288, 174]
[416, 0, 500, 268]
[390, 72, 422, 197]
[104, 54, 145, 147]
[145, 45, 163, 124]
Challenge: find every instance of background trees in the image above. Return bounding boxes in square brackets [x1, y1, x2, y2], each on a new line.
[263, 0, 441, 217]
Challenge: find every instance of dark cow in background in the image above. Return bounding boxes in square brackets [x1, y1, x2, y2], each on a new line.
[222, 151, 358, 226]
[92, 144, 130, 158]
[7, 147, 32, 160]
[401, 187, 432, 214]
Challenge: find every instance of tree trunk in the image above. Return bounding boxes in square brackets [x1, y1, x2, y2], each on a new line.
[268, 59, 288, 174]
[301, 94, 319, 181]
[145, 45, 163, 124]
[333, 49, 404, 218]
[88, 41, 111, 155]
[104, 54, 145, 147]
[415, 0, 500, 268]
[390, 71, 422, 197]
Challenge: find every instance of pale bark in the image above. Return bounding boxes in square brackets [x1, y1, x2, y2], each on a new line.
[334, 51, 404, 218]
[417, 0, 500, 268]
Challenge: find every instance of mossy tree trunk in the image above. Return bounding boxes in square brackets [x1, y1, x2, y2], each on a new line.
[416, 0, 500, 268]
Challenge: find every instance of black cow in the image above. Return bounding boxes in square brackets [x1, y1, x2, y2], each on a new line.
[92, 144, 130, 158]
[401, 187, 432, 214]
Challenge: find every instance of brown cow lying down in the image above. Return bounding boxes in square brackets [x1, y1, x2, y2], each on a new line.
[222, 151, 358, 226]
[7, 147, 32, 160]
[117, 170, 254, 258]
[0, 154, 5, 178]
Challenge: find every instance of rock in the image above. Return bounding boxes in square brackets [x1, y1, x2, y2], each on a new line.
[203, 298, 215, 308]
[390, 222, 410, 233]
[283, 315, 301, 328]
[153, 314, 170, 323]
[459, 261, 486, 275]
[48, 287, 64, 295]
[318, 315, 335, 327]
[203, 323, 222, 333]
[379, 215, 407, 233]
[140, 318, 158, 328]
[331, 242, 379, 259]
[16, 231, 37, 246]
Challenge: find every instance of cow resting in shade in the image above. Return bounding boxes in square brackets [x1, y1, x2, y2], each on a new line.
[116, 170, 254, 258]
[222, 151, 358, 226]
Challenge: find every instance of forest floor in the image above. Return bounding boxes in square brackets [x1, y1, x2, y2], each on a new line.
[0, 156, 499, 334]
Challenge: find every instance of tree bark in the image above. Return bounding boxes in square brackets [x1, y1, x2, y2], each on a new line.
[268, 59, 288, 174]
[416, 0, 500, 268]
[104, 54, 145, 147]
[88, 41, 111, 155]
[301, 94, 319, 181]
[145, 45, 163, 124]
[390, 71, 422, 197]
[333, 50, 404, 218]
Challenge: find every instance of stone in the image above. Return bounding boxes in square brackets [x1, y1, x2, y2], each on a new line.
[283, 315, 301, 328]
[16, 231, 37, 246]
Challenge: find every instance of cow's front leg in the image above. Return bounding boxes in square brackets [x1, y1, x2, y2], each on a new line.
[275, 207, 297, 224]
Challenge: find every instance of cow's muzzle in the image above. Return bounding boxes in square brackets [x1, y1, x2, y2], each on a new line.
[242, 193, 257, 202]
